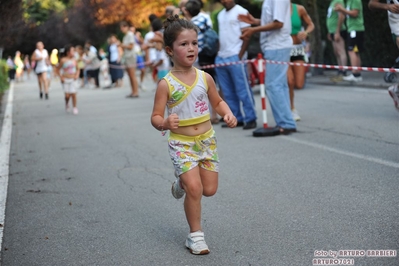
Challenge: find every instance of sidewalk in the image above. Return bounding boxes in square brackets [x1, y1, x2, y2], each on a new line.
[305, 69, 395, 89]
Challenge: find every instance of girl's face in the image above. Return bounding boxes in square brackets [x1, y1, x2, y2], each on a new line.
[68, 47, 75, 58]
[169, 29, 198, 68]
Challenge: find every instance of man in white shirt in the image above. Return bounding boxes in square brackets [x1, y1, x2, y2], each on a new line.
[368, 0, 399, 111]
[240, 0, 297, 134]
[215, 0, 257, 130]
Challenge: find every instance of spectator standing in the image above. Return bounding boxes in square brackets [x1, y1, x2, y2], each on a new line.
[287, 2, 314, 121]
[215, 0, 257, 130]
[14, 51, 24, 82]
[335, 0, 365, 82]
[130, 26, 147, 90]
[368, 0, 399, 110]
[106, 34, 124, 88]
[84, 40, 97, 86]
[50, 49, 59, 79]
[31, 41, 50, 99]
[75, 45, 86, 88]
[98, 48, 109, 84]
[327, 0, 348, 81]
[239, 0, 297, 134]
[120, 21, 139, 98]
[83, 46, 101, 88]
[6, 56, 16, 81]
[152, 40, 170, 80]
[143, 15, 159, 82]
[143, 18, 164, 83]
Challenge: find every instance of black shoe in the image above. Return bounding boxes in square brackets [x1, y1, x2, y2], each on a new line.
[279, 127, 297, 135]
[221, 121, 244, 128]
[40, 92, 43, 99]
[243, 121, 257, 130]
[45, 93, 49, 100]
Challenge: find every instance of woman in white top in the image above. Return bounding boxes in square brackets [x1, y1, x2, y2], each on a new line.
[31, 41, 50, 99]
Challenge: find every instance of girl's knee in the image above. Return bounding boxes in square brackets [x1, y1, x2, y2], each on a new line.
[202, 186, 217, 197]
[183, 181, 203, 198]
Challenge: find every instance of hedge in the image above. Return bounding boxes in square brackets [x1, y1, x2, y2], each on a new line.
[0, 60, 9, 93]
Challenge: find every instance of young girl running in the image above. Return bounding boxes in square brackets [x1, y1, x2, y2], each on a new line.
[56, 45, 80, 115]
[151, 15, 237, 255]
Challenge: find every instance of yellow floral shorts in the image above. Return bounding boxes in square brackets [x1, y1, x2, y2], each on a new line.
[168, 128, 219, 176]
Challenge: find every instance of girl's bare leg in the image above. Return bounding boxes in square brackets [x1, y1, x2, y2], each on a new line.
[180, 167, 203, 233]
[71, 93, 77, 108]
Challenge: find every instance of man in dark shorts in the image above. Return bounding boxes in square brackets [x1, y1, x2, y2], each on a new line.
[335, 0, 365, 82]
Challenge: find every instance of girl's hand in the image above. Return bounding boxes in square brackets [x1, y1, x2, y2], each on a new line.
[61, 77, 65, 83]
[166, 113, 179, 130]
[223, 113, 237, 128]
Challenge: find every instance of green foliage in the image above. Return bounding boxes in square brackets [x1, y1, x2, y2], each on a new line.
[0, 61, 10, 93]
[23, 0, 66, 25]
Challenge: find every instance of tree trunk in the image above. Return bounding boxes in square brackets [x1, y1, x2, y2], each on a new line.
[304, 0, 324, 74]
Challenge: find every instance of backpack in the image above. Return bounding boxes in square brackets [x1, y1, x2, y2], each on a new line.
[199, 25, 219, 58]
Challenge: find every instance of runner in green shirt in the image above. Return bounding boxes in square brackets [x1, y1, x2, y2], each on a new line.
[335, 0, 365, 82]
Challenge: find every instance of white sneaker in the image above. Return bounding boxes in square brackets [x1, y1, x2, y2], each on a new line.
[292, 109, 301, 121]
[388, 84, 399, 111]
[72, 107, 79, 115]
[185, 231, 210, 255]
[171, 173, 185, 199]
[343, 74, 362, 82]
[139, 84, 147, 91]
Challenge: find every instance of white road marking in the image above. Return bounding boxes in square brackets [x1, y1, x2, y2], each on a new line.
[282, 136, 399, 169]
[0, 82, 14, 262]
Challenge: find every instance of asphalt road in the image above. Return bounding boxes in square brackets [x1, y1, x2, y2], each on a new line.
[1, 74, 398, 266]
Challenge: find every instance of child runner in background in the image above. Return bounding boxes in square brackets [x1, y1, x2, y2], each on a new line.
[151, 15, 237, 255]
[56, 45, 80, 115]
[24, 55, 32, 80]
[32, 41, 50, 99]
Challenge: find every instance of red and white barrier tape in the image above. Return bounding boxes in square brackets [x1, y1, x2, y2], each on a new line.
[107, 61, 148, 69]
[105, 57, 399, 73]
[200, 59, 399, 73]
[265, 60, 399, 73]
[200, 59, 255, 69]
